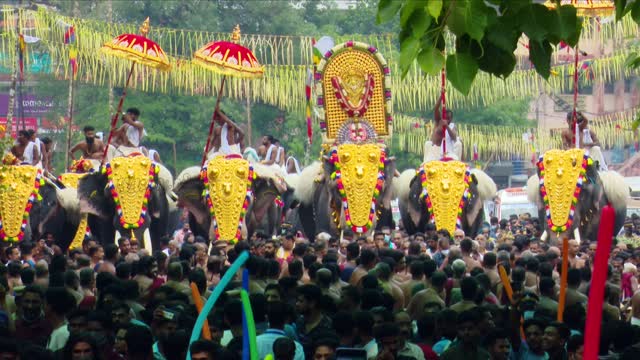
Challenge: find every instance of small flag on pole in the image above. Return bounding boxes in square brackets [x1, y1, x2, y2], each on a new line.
[64, 26, 78, 78]
[18, 34, 25, 80]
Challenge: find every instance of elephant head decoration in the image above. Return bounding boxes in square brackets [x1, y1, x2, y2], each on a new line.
[394, 161, 496, 237]
[527, 148, 628, 243]
[292, 41, 396, 238]
[79, 155, 173, 249]
[174, 155, 289, 244]
[0, 165, 44, 242]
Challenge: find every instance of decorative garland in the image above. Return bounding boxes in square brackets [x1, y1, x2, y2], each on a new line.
[417, 166, 472, 230]
[537, 154, 591, 233]
[201, 163, 255, 243]
[103, 162, 159, 230]
[329, 147, 386, 234]
[0, 169, 44, 242]
[331, 73, 375, 117]
[69, 158, 95, 173]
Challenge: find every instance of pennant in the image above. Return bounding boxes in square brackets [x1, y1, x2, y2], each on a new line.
[64, 25, 76, 45]
[65, 26, 78, 78]
[305, 68, 313, 144]
[18, 34, 25, 80]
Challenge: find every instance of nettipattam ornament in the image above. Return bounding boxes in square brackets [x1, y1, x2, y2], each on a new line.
[537, 149, 590, 233]
[0, 165, 43, 242]
[103, 156, 159, 231]
[418, 161, 471, 235]
[330, 144, 385, 234]
[201, 155, 255, 244]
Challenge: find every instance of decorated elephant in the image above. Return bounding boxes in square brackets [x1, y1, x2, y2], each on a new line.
[0, 165, 49, 243]
[78, 155, 174, 249]
[292, 143, 396, 238]
[393, 161, 497, 237]
[527, 149, 627, 243]
[173, 155, 289, 243]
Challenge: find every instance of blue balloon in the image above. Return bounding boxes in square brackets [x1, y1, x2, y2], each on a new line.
[188, 250, 249, 358]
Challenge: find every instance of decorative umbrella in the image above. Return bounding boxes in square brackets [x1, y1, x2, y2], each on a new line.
[99, 18, 171, 163]
[193, 25, 264, 167]
[544, 0, 614, 18]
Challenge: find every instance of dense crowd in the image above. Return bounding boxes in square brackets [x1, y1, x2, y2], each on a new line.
[2, 212, 640, 360]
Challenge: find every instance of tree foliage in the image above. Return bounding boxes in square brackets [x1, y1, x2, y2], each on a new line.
[377, 0, 584, 94]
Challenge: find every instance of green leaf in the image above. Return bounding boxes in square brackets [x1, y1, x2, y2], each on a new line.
[446, 52, 479, 95]
[426, 0, 443, 19]
[625, 52, 640, 69]
[556, 5, 581, 46]
[632, 0, 640, 24]
[417, 46, 444, 75]
[633, 112, 640, 131]
[529, 40, 553, 79]
[407, 7, 432, 39]
[615, 0, 629, 20]
[466, 36, 516, 79]
[399, 36, 420, 78]
[400, 0, 419, 27]
[377, 0, 402, 24]
[519, 4, 557, 42]
[486, 17, 520, 52]
[447, 0, 488, 41]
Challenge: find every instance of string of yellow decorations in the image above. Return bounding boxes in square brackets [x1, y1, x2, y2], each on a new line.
[394, 110, 638, 160]
[26, 6, 640, 66]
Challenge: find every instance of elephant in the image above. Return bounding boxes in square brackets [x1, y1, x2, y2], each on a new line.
[292, 145, 397, 238]
[173, 161, 289, 243]
[393, 164, 497, 238]
[78, 156, 174, 249]
[527, 150, 627, 244]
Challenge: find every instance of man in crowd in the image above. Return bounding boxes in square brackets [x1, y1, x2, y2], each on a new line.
[69, 126, 105, 161]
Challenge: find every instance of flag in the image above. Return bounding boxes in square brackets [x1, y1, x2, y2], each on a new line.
[65, 26, 78, 78]
[305, 68, 313, 144]
[18, 34, 25, 80]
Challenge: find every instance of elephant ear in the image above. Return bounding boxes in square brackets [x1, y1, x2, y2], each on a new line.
[174, 167, 207, 219]
[78, 171, 111, 219]
[380, 156, 397, 208]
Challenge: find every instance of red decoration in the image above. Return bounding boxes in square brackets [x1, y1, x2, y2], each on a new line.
[583, 204, 615, 360]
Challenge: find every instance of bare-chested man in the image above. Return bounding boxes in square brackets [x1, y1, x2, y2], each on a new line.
[69, 126, 105, 160]
[209, 109, 244, 156]
[41, 137, 54, 172]
[11, 130, 39, 166]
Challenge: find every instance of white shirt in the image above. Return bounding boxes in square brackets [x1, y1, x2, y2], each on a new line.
[23, 141, 36, 164]
[47, 323, 69, 352]
[125, 122, 146, 147]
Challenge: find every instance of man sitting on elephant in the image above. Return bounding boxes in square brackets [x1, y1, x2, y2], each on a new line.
[208, 109, 245, 158]
[69, 126, 105, 161]
[424, 94, 462, 162]
[113, 107, 148, 157]
[561, 111, 607, 170]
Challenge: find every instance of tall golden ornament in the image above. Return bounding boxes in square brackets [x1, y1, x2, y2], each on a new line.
[105, 156, 154, 227]
[58, 172, 90, 250]
[538, 149, 587, 232]
[335, 144, 383, 227]
[420, 161, 470, 235]
[0, 165, 42, 241]
[203, 156, 253, 242]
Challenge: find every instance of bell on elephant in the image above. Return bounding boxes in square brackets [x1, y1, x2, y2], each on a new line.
[393, 164, 497, 237]
[527, 149, 628, 244]
[0, 165, 44, 242]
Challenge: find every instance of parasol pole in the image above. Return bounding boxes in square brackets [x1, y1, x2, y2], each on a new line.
[101, 61, 136, 165]
[201, 75, 227, 168]
[572, 45, 580, 149]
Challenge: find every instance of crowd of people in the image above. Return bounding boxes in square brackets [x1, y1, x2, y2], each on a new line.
[1, 211, 640, 360]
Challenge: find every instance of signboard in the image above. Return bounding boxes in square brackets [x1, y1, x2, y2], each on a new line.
[0, 94, 55, 116]
[0, 117, 37, 137]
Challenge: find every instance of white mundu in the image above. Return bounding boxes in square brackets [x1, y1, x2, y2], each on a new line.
[424, 123, 462, 162]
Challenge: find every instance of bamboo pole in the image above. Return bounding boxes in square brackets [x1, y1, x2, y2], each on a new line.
[557, 237, 569, 322]
[6, 6, 20, 136]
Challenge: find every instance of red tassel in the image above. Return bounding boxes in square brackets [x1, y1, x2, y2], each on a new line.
[583, 204, 616, 360]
